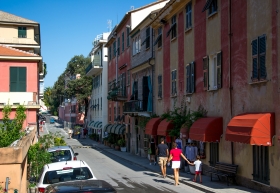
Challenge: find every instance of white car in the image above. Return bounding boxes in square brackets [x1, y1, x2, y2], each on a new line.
[37, 160, 96, 193]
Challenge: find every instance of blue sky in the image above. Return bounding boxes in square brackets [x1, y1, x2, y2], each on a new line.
[1, 0, 155, 87]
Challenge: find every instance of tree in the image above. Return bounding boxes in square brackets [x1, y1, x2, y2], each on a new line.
[42, 87, 52, 108]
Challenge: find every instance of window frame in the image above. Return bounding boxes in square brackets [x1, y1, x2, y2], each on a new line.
[113, 41, 116, 57]
[122, 32, 124, 52]
[126, 27, 130, 47]
[117, 37, 120, 56]
[145, 27, 150, 49]
[208, 0, 218, 15]
[158, 75, 162, 98]
[18, 27, 27, 38]
[10, 67, 27, 92]
[186, 62, 195, 94]
[253, 146, 269, 185]
[185, 2, 192, 29]
[171, 70, 177, 96]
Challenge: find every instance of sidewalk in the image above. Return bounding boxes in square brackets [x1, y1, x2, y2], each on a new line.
[66, 135, 261, 193]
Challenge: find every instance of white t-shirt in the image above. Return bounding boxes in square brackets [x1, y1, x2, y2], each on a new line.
[194, 160, 202, 171]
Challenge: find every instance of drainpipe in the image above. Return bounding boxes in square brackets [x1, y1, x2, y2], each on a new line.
[229, 0, 234, 165]
[148, 27, 155, 115]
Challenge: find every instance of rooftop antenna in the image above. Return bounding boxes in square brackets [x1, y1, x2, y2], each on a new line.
[107, 20, 112, 32]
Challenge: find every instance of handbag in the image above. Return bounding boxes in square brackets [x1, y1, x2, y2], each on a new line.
[148, 148, 152, 154]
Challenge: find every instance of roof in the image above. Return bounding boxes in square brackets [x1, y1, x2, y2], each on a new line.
[43, 160, 90, 170]
[0, 44, 40, 57]
[47, 146, 72, 152]
[0, 10, 38, 24]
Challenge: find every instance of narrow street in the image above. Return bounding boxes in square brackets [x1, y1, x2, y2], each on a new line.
[42, 121, 203, 193]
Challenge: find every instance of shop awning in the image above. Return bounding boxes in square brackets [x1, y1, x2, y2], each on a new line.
[115, 124, 126, 134]
[89, 121, 95, 128]
[88, 121, 94, 127]
[105, 124, 113, 133]
[98, 123, 102, 128]
[189, 117, 223, 142]
[145, 118, 161, 135]
[110, 124, 119, 133]
[225, 113, 275, 146]
[157, 119, 173, 136]
[94, 121, 100, 127]
[103, 124, 111, 132]
[180, 127, 189, 139]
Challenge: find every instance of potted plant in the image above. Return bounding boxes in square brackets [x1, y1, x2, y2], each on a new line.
[28, 182, 37, 193]
[118, 138, 126, 152]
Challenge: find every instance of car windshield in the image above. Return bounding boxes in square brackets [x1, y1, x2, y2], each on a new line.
[49, 150, 72, 163]
[43, 167, 93, 184]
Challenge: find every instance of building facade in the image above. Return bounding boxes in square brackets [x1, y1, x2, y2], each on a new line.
[0, 11, 43, 128]
[149, 0, 280, 192]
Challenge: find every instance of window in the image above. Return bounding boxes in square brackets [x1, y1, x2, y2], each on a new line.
[186, 62, 195, 94]
[202, 0, 217, 15]
[203, 52, 222, 90]
[117, 37, 120, 55]
[186, 2, 192, 28]
[109, 107, 111, 121]
[154, 27, 162, 48]
[133, 37, 141, 55]
[113, 41, 116, 57]
[18, 27, 26, 38]
[10, 67, 26, 92]
[122, 32, 124, 52]
[167, 15, 177, 39]
[127, 70, 130, 85]
[253, 146, 269, 185]
[158, 75, 162, 98]
[142, 27, 150, 49]
[127, 27, 130, 47]
[210, 143, 219, 166]
[171, 70, 177, 95]
[252, 35, 266, 82]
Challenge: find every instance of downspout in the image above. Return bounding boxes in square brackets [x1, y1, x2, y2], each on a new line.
[148, 28, 155, 115]
[229, 0, 234, 165]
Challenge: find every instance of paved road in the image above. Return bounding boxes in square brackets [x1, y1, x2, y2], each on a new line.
[43, 121, 204, 193]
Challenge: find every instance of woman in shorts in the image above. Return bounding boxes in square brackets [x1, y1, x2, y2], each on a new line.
[167, 142, 189, 186]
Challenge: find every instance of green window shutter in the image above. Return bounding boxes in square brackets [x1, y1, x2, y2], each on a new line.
[18, 67, 26, 91]
[186, 64, 190, 93]
[251, 39, 258, 81]
[203, 56, 209, 90]
[10, 67, 18, 91]
[190, 61, 195, 93]
[259, 35, 266, 80]
[217, 51, 222, 89]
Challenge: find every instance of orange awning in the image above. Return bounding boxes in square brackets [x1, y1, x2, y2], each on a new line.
[145, 118, 161, 135]
[189, 117, 223, 142]
[226, 113, 275, 146]
[157, 119, 173, 136]
[180, 127, 189, 139]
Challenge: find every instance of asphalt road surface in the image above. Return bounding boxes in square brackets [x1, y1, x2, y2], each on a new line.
[42, 121, 204, 193]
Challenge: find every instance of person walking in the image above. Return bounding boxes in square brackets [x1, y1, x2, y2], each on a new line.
[156, 138, 169, 178]
[149, 138, 156, 165]
[187, 155, 202, 183]
[167, 142, 189, 186]
[68, 128, 73, 139]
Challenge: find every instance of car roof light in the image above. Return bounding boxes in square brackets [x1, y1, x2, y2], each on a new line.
[63, 167, 72, 170]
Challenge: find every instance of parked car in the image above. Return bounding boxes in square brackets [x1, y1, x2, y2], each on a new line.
[47, 146, 78, 163]
[50, 118, 55, 124]
[37, 160, 96, 193]
[45, 180, 116, 193]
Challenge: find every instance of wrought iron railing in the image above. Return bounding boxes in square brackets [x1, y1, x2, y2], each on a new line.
[123, 100, 147, 112]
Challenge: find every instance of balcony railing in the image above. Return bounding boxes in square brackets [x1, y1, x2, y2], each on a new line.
[85, 63, 93, 74]
[123, 100, 147, 113]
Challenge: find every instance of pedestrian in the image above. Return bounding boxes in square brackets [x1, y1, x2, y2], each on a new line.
[77, 128, 81, 139]
[156, 138, 169, 178]
[83, 128, 88, 139]
[68, 128, 73, 139]
[149, 138, 156, 165]
[167, 142, 189, 186]
[187, 155, 202, 183]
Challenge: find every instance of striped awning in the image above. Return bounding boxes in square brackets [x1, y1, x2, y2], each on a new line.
[98, 123, 102, 128]
[110, 124, 120, 133]
[104, 124, 111, 132]
[89, 121, 95, 128]
[115, 124, 126, 134]
[107, 124, 114, 133]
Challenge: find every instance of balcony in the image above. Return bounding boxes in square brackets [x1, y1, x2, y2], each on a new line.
[123, 100, 147, 113]
[107, 81, 127, 101]
[85, 60, 102, 77]
[0, 92, 39, 109]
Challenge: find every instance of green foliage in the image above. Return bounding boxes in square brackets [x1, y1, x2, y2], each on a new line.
[160, 98, 208, 137]
[0, 103, 26, 147]
[27, 132, 66, 180]
[28, 182, 36, 188]
[117, 138, 125, 147]
[107, 134, 115, 144]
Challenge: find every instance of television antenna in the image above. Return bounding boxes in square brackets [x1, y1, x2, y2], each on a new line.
[107, 20, 112, 32]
